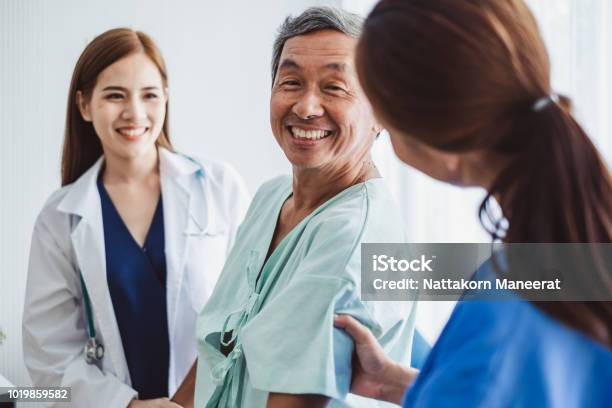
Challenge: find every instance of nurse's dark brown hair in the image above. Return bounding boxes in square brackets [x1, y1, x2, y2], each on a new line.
[61, 28, 173, 186]
[357, 0, 612, 346]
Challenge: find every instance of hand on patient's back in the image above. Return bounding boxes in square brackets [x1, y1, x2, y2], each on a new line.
[128, 397, 183, 408]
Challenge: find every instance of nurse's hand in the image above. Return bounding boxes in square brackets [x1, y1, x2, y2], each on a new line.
[128, 397, 183, 407]
[334, 314, 418, 405]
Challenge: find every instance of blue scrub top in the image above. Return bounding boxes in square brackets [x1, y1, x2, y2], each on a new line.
[403, 261, 612, 407]
[97, 176, 170, 399]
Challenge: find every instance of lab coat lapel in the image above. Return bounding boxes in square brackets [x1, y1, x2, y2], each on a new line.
[158, 149, 202, 339]
[56, 157, 131, 383]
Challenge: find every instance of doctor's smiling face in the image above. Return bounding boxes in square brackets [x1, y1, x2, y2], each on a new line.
[270, 29, 380, 173]
[77, 52, 167, 162]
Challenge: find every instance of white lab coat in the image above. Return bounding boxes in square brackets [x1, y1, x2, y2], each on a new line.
[22, 148, 250, 407]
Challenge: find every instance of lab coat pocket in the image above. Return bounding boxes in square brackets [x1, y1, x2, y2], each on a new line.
[185, 232, 229, 314]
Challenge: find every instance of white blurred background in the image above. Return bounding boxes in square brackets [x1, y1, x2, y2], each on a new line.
[1, 0, 610, 393]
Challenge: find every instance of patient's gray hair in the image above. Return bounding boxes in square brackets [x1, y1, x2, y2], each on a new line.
[271, 6, 363, 84]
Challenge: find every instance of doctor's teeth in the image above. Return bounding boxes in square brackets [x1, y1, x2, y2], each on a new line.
[118, 128, 147, 137]
[291, 127, 331, 140]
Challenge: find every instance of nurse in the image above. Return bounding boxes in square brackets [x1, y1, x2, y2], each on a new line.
[22, 28, 250, 407]
[189, 7, 416, 408]
[335, 0, 612, 406]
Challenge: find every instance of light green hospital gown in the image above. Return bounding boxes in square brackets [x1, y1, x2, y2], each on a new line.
[195, 175, 416, 408]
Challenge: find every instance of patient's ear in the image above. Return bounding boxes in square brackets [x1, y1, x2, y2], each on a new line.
[76, 91, 92, 122]
[372, 121, 383, 137]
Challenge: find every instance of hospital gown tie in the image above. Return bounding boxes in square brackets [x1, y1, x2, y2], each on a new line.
[206, 251, 268, 408]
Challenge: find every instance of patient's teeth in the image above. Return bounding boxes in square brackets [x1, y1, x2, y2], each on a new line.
[291, 127, 331, 140]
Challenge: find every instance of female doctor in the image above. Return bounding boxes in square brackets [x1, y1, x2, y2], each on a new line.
[22, 28, 250, 407]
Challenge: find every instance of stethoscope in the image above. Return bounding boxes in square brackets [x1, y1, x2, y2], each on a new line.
[78, 213, 206, 364]
[80, 274, 105, 363]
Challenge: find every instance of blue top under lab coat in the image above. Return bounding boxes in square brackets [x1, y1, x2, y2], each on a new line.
[97, 177, 170, 399]
[403, 261, 612, 407]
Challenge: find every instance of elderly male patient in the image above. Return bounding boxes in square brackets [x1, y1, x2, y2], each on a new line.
[174, 7, 416, 408]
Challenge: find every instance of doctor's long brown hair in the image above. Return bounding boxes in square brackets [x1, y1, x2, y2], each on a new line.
[357, 0, 612, 346]
[61, 28, 173, 186]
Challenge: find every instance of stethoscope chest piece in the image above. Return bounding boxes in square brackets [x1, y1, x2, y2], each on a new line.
[85, 337, 104, 363]
[80, 273, 104, 363]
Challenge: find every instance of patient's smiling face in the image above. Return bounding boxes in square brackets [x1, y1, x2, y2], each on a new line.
[270, 30, 380, 173]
